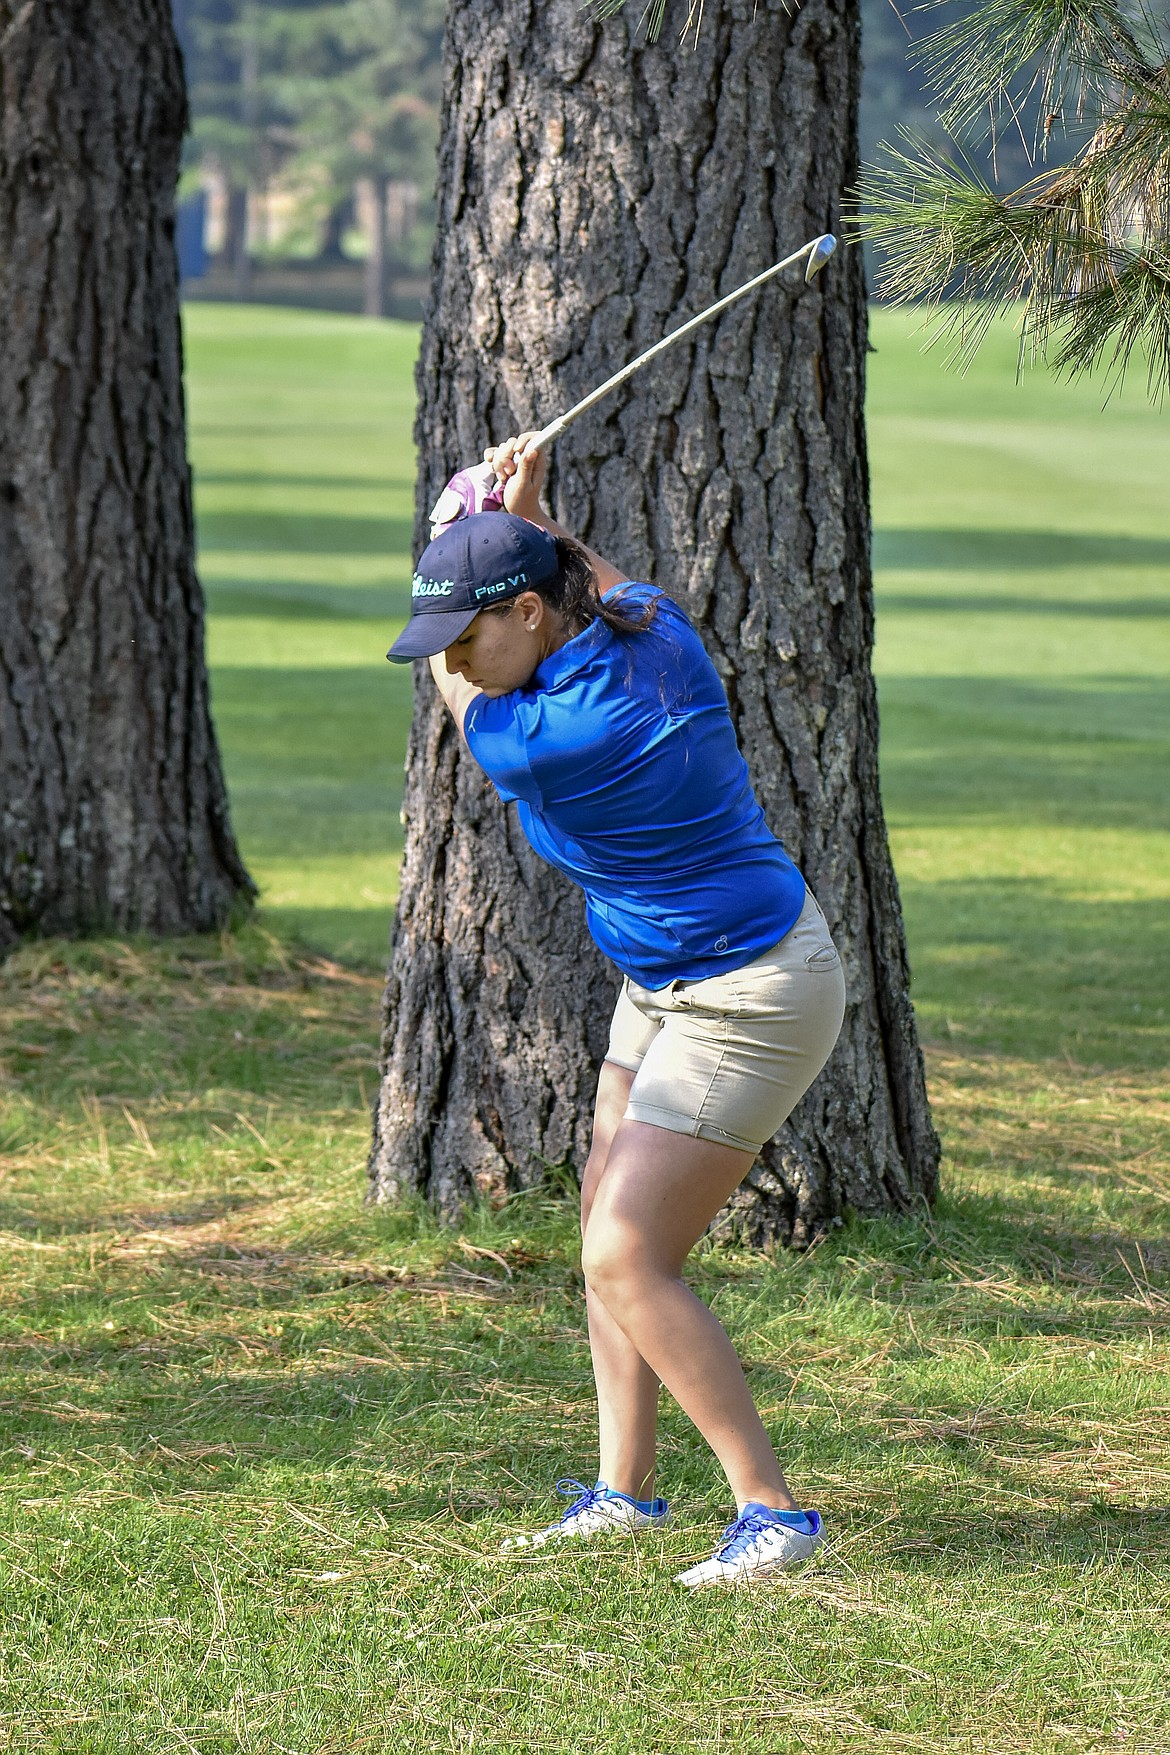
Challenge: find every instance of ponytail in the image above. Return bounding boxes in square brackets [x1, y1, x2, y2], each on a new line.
[545, 537, 659, 637]
[483, 536, 658, 638]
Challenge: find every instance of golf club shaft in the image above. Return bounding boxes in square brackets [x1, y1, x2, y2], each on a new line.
[529, 234, 834, 453]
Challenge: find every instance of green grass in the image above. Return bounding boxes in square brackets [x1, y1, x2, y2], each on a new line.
[0, 304, 1166, 1752]
[190, 305, 418, 965]
[867, 315, 1170, 1069]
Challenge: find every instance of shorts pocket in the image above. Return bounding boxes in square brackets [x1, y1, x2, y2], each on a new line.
[805, 942, 841, 971]
[670, 971, 743, 1020]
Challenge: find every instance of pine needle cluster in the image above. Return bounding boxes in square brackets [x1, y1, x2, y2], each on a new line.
[856, 0, 1170, 399]
[592, 0, 708, 48]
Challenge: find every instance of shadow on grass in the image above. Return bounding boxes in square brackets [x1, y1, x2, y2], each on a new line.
[0, 1193, 267, 1238]
[196, 509, 413, 555]
[0, 932, 382, 1113]
[874, 527, 1170, 571]
[194, 471, 395, 492]
[210, 667, 411, 754]
[3, 1188, 1167, 1537]
[879, 677, 1170, 753]
[253, 908, 391, 969]
[206, 585, 407, 621]
[879, 1504, 1170, 1566]
[776, 1198, 1170, 1338]
[894, 875, 1170, 946]
[877, 592, 1170, 618]
[0, 1238, 536, 1494]
[864, 874, 1170, 1065]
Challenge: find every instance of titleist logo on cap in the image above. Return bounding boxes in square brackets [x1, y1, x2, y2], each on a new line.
[412, 574, 455, 598]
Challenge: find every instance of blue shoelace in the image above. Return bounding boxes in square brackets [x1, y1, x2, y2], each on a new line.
[554, 1478, 607, 1524]
[715, 1507, 807, 1563]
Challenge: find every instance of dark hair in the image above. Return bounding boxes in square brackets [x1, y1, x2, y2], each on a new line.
[485, 536, 658, 638]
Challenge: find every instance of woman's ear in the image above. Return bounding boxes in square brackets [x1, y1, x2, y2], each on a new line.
[514, 591, 544, 634]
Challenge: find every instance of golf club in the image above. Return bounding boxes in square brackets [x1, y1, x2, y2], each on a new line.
[530, 232, 836, 452]
[429, 232, 836, 536]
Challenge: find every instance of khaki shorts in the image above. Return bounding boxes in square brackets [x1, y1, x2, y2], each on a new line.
[605, 888, 846, 1155]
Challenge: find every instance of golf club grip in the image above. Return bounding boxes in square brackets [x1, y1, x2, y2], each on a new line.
[528, 235, 829, 454]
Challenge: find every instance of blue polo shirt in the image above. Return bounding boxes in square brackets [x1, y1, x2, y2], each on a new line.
[464, 584, 807, 990]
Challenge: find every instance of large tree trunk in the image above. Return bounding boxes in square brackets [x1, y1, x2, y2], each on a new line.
[0, 0, 253, 948]
[370, 0, 939, 1244]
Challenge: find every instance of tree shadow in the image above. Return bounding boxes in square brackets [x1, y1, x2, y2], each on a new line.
[878, 685, 1170, 837]
[206, 584, 407, 621]
[878, 591, 1170, 618]
[874, 1503, 1170, 1569]
[0, 1192, 265, 1238]
[0, 1240, 524, 1498]
[880, 675, 1169, 746]
[897, 873, 1170, 943]
[874, 527, 1170, 571]
[890, 875, 1170, 1063]
[251, 905, 391, 968]
[787, 1194, 1170, 1345]
[5, 1199, 1168, 1544]
[194, 471, 394, 492]
[196, 509, 413, 555]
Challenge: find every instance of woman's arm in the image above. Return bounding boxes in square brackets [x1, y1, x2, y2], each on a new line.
[428, 653, 479, 739]
[485, 435, 629, 595]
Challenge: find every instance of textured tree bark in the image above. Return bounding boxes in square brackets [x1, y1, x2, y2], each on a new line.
[370, 0, 939, 1243]
[0, 0, 253, 947]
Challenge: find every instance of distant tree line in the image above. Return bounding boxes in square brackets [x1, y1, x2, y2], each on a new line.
[171, 0, 445, 313]
[171, 0, 1029, 313]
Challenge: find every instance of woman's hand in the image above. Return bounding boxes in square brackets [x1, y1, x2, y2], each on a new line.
[486, 432, 628, 595]
[485, 433, 547, 518]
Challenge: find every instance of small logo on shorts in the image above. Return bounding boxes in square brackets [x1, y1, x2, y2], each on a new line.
[714, 935, 728, 953]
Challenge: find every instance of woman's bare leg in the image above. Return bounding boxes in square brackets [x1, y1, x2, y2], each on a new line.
[580, 1062, 660, 1501]
[581, 1119, 796, 1512]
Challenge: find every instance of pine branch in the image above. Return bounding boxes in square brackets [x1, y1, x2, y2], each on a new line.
[1049, 247, 1170, 393]
[593, 0, 671, 40]
[857, 134, 1170, 395]
[591, 0, 710, 46]
[915, 0, 1154, 142]
[857, 0, 1170, 401]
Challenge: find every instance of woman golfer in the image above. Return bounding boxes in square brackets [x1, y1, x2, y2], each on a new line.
[389, 436, 846, 1587]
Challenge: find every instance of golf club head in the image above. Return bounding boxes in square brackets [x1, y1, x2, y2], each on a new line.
[804, 234, 837, 282]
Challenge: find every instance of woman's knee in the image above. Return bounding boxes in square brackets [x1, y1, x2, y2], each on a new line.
[581, 1223, 656, 1309]
[580, 1223, 620, 1297]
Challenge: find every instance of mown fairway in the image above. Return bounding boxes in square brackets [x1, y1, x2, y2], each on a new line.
[0, 305, 1166, 1753]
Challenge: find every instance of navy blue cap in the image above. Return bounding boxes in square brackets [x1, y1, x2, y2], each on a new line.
[387, 512, 560, 662]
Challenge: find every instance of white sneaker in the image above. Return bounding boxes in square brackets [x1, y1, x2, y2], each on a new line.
[675, 1502, 823, 1588]
[501, 1479, 669, 1552]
